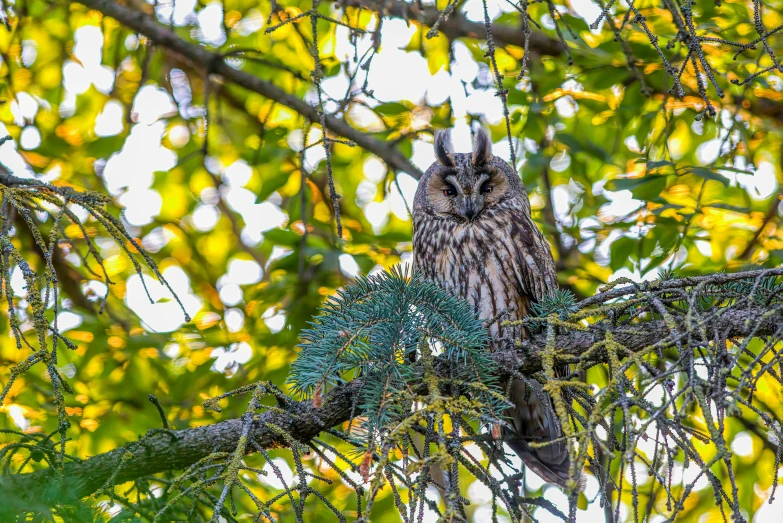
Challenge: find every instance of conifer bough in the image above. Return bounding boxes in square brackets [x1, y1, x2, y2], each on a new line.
[3, 268, 782, 518]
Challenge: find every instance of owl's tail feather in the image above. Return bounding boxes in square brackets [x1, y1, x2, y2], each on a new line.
[504, 436, 586, 491]
[503, 377, 586, 491]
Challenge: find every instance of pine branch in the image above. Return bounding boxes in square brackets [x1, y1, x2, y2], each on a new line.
[2, 277, 780, 508]
[577, 266, 783, 309]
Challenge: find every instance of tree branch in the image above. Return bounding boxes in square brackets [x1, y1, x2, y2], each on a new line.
[0, 379, 364, 506]
[344, 0, 565, 57]
[4, 288, 781, 505]
[350, 0, 782, 121]
[576, 266, 783, 309]
[75, 0, 782, 189]
[74, 0, 423, 179]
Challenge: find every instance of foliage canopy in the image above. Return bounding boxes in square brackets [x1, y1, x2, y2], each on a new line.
[0, 0, 782, 521]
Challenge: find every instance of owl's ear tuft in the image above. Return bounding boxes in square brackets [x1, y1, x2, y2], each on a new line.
[472, 127, 493, 165]
[434, 129, 455, 167]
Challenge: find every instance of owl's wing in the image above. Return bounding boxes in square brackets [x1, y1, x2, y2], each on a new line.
[504, 209, 584, 489]
[507, 209, 558, 304]
[507, 210, 565, 379]
[503, 207, 567, 374]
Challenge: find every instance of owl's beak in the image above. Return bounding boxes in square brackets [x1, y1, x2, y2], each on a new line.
[463, 199, 478, 221]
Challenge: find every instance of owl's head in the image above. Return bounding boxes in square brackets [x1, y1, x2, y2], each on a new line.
[413, 127, 525, 223]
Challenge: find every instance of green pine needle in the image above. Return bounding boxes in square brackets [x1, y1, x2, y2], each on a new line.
[288, 266, 502, 436]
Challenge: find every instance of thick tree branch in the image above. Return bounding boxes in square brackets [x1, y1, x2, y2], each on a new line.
[75, 0, 423, 178]
[515, 304, 783, 371]
[75, 0, 781, 190]
[0, 379, 364, 506]
[4, 289, 781, 505]
[346, 0, 565, 56]
[352, 0, 782, 121]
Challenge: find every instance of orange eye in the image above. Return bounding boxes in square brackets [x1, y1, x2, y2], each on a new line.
[443, 186, 456, 197]
[480, 182, 494, 194]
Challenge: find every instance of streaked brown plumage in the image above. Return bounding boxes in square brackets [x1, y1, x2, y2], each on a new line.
[412, 127, 577, 488]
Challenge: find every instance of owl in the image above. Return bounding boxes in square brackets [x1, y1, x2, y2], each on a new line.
[412, 127, 576, 488]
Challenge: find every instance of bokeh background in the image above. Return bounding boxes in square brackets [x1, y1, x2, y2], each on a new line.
[0, 0, 782, 520]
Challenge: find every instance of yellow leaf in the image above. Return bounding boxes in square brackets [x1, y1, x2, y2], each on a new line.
[103, 255, 127, 278]
[79, 419, 99, 432]
[68, 331, 95, 343]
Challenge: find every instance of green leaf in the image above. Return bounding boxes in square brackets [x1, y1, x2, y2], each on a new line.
[86, 135, 127, 158]
[610, 236, 635, 271]
[256, 168, 293, 203]
[557, 133, 611, 162]
[635, 158, 675, 171]
[650, 203, 685, 215]
[375, 102, 408, 116]
[685, 167, 729, 187]
[591, 69, 629, 90]
[704, 202, 750, 213]
[607, 175, 667, 201]
[263, 228, 302, 246]
[323, 60, 341, 77]
[523, 113, 547, 142]
[714, 166, 754, 175]
[642, 253, 671, 275]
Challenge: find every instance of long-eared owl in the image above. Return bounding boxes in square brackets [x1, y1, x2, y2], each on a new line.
[412, 127, 576, 488]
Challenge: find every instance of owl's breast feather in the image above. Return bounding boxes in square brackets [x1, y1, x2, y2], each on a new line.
[413, 211, 529, 339]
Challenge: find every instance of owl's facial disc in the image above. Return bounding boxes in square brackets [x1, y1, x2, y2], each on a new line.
[437, 169, 506, 222]
[424, 129, 511, 222]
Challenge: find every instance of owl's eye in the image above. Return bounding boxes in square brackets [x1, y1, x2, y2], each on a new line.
[480, 181, 494, 194]
[443, 186, 457, 197]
